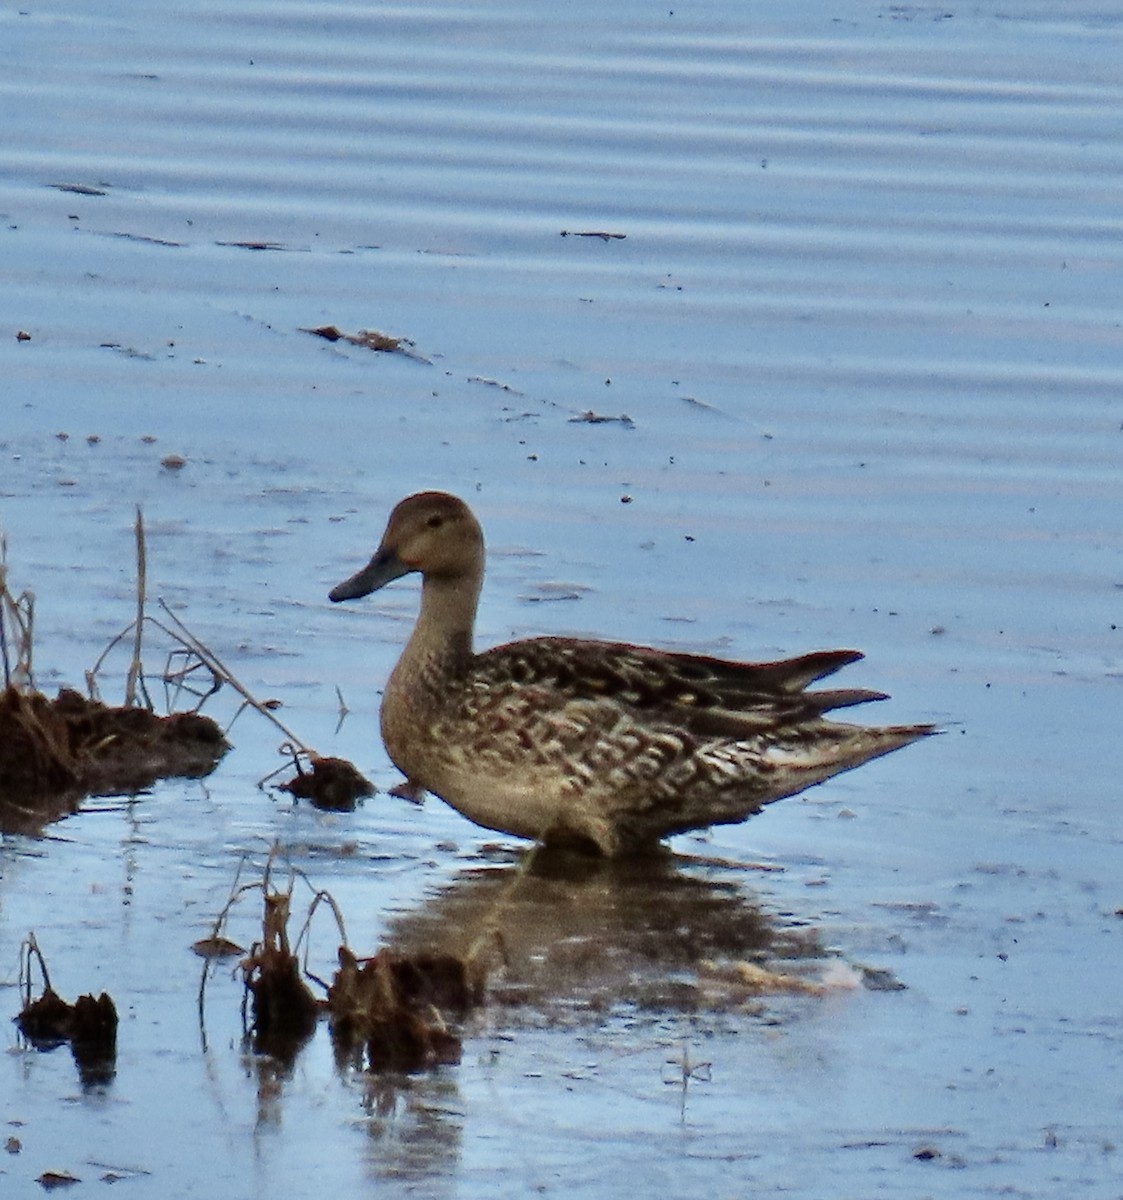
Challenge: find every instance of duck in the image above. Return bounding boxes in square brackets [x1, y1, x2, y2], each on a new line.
[329, 491, 934, 856]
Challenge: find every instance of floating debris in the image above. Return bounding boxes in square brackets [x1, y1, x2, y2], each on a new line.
[48, 182, 107, 196]
[467, 375, 524, 395]
[559, 230, 626, 241]
[569, 409, 634, 427]
[192, 935, 245, 959]
[98, 343, 157, 361]
[277, 752, 374, 812]
[37, 1170, 82, 1190]
[107, 230, 183, 248]
[215, 240, 286, 251]
[300, 324, 432, 362]
[859, 964, 907, 992]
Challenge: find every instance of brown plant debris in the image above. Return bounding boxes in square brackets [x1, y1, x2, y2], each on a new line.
[569, 409, 635, 427]
[327, 946, 476, 1073]
[220, 860, 478, 1075]
[0, 686, 228, 833]
[215, 240, 286, 251]
[278, 753, 374, 811]
[1, 514, 233, 831]
[192, 935, 245, 959]
[37, 1170, 82, 1190]
[300, 324, 432, 362]
[48, 181, 108, 196]
[241, 890, 321, 1060]
[17, 935, 118, 1087]
[559, 229, 626, 240]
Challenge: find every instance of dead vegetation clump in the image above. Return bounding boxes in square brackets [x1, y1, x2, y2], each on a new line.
[1, 510, 374, 831]
[300, 323, 432, 363]
[201, 856, 479, 1074]
[275, 751, 374, 811]
[15, 935, 118, 1087]
[0, 515, 232, 831]
[240, 889, 321, 1061]
[327, 946, 474, 1072]
[0, 685, 228, 826]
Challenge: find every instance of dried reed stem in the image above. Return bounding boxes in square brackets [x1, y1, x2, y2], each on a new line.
[125, 506, 147, 707]
[156, 599, 311, 752]
[0, 534, 35, 691]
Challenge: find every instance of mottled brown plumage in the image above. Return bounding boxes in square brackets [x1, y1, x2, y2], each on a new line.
[330, 492, 934, 855]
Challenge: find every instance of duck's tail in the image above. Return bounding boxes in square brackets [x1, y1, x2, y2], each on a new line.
[757, 720, 939, 803]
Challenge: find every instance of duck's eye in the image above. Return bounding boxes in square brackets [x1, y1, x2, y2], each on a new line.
[426, 514, 444, 529]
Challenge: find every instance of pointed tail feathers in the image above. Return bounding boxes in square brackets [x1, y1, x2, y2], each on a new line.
[760, 721, 938, 802]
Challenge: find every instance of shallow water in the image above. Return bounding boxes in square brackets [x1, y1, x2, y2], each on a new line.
[3, 1, 1123, 1196]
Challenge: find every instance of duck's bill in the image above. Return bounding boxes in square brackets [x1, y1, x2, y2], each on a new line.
[329, 546, 410, 602]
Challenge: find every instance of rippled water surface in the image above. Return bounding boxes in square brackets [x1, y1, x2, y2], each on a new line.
[2, 2, 1122, 1196]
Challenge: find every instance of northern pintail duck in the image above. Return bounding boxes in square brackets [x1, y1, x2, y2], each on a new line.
[330, 492, 934, 856]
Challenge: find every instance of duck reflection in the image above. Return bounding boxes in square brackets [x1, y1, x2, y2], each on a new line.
[344, 848, 815, 1183]
[383, 847, 815, 1013]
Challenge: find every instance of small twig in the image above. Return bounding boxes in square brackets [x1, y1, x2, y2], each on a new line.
[663, 1041, 712, 1120]
[86, 620, 140, 696]
[0, 537, 35, 691]
[125, 506, 147, 707]
[559, 229, 626, 241]
[0, 535, 9, 687]
[162, 647, 222, 713]
[294, 888, 350, 991]
[19, 932, 53, 1006]
[257, 741, 308, 790]
[197, 874, 264, 1051]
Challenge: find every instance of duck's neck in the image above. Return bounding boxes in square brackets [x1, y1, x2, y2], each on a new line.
[400, 568, 481, 683]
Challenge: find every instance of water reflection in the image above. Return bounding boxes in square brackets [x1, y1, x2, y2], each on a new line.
[384, 848, 811, 1013]
[229, 847, 821, 1184]
[357, 1071, 464, 1187]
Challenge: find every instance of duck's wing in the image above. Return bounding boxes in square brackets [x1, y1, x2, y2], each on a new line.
[448, 660, 933, 853]
[473, 637, 889, 739]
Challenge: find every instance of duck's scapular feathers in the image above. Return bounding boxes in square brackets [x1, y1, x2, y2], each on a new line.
[330, 491, 935, 856]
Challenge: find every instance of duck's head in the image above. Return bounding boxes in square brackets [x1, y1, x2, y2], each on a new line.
[329, 491, 484, 602]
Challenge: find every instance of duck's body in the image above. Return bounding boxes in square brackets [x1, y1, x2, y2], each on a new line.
[330, 492, 933, 856]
